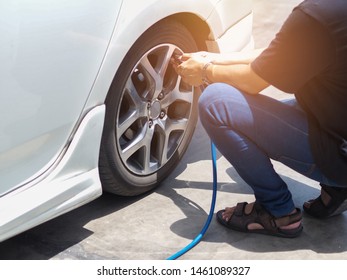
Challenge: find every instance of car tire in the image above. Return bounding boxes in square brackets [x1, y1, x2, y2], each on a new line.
[99, 19, 200, 196]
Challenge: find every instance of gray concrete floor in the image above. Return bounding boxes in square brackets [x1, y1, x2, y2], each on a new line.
[1, 0, 347, 260]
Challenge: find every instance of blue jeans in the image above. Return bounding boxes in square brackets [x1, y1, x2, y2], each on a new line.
[198, 83, 335, 217]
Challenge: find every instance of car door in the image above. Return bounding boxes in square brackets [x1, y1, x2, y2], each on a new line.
[0, 0, 123, 196]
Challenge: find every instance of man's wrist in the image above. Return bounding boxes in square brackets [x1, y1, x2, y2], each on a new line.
[202, 62, 213, 85]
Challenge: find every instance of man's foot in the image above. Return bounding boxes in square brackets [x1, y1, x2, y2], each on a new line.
[216, 201, 303, 238]
[303, 184, 347, 218]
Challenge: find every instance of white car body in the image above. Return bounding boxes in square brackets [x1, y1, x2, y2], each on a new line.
[0, 0, 253, 242]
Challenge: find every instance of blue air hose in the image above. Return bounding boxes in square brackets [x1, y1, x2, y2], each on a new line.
[166, 141, 218, 260]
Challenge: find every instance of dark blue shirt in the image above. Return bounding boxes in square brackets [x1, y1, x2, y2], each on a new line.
[252, 0, 347, 184]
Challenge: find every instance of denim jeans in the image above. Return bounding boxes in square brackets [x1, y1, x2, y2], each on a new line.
[198, 83, 335, 217]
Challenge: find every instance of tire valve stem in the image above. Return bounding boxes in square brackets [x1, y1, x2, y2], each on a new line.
[160, 111, 166, 119]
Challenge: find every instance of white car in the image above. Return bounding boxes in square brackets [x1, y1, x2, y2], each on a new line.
[0, 0, 253, 242]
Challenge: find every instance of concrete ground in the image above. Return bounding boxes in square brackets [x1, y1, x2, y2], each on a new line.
[1, 0, 347, 260]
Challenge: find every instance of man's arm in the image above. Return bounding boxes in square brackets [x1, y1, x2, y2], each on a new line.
[204, 63, 269, 94]
[209, 48, 266, 65]
[176, 49, 269, 94]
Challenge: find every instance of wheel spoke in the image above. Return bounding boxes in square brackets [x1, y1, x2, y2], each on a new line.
[117, 80, 148, 136]
[161, 80, 194, 108]
[139, 56, 161, 99]
[166, 117, 189, 133]
[125, 78, 145, 105]
[157, 45, 176, 80]
[118, 110, 139, 136]
[158, 137, 169, 165]
[121, 125, 151, 161]
[155, 117, 187, 165]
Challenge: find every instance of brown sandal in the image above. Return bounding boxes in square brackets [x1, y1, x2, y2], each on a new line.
[303, 184, 347, 218]
[216, 201, 303, 238]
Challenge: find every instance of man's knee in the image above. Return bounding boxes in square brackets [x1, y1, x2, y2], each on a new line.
[198, 84, 219, 124]
[198, 83, 239, 117]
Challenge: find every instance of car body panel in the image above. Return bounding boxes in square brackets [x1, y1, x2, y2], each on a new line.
[0, 0, 252, 241]
[0, 0, 123, 194]
[0, 105, 105, 242]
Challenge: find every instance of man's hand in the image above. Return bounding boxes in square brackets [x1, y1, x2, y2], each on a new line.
[173, 52, 212, 86]
[171, 49, 270, 93]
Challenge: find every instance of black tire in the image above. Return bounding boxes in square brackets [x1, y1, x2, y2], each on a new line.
[99, 19, 200, 196]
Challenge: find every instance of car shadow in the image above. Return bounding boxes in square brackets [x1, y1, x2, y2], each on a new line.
[0, 193, 147, 260]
